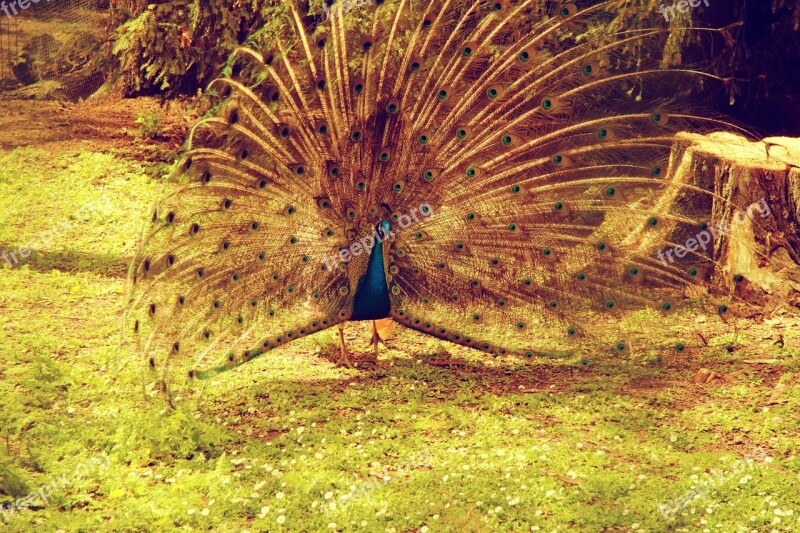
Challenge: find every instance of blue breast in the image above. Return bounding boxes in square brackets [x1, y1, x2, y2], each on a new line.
[351, 239, 391, 321]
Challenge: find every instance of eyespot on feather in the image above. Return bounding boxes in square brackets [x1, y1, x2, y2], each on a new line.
[385, 98, 401, 114]
[265, 87, 280, 102]
[362, 35, 375, 52]
[541, 96, 561, 112]
[350, 127, 364, 142]
[486, 84, 504, 99]
[462, 41, 478, 58]
[651, 111, 670, 126]
[560, 3, 578, 17]
[455, 126, 471, 140]
[327, 161, 341, 178]
[501, 132, 520, 146]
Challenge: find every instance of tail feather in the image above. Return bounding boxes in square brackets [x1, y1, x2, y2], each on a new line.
[125, 0, 763, 402]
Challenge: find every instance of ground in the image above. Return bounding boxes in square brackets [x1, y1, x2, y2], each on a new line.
[0, 95, 798, 533]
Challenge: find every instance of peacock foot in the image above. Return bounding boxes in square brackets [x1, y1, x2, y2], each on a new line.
[335, 349, 356, 369]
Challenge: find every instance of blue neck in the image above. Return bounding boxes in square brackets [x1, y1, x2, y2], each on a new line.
[351, 239, 391, 321]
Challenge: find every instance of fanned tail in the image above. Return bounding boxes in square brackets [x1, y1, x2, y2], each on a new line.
[125, 0, 761, 403]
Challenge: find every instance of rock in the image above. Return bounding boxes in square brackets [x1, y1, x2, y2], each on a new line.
[692, 368, 720, 384]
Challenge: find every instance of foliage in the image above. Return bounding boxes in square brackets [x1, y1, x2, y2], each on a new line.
[110, 0, 286, 96]
[134, 111, 164, 139]
[107, 0, 701, 99]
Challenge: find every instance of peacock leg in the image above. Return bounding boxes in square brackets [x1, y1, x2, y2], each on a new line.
[369, 320, 380, 363]
[336, 323, 354, 369]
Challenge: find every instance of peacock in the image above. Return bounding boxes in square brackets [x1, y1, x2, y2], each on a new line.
[126, 0, 755, 403]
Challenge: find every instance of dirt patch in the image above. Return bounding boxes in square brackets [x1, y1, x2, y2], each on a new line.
[0, 93, 195, 160]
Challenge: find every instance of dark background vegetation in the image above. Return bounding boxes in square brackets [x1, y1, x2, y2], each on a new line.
[102, 0, 800, 135]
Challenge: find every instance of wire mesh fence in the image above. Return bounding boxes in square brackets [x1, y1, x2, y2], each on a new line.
[0, 0, 111, 100]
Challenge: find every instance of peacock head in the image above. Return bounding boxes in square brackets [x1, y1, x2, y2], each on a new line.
[376, 219, 392, 240]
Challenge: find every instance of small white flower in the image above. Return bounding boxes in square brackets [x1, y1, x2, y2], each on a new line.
[187, 509, 196, 515]
[420, 527, 429, 533]
[275, 491, 285, 499]
[276, 515, 286, 524]
[325, 491, 334, 500]
[200, 508, 210, 516]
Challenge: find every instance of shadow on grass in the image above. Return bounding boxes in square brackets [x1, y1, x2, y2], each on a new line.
[0, 242, 131, 277]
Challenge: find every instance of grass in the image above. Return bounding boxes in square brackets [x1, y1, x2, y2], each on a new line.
[0, 137, 799, 532]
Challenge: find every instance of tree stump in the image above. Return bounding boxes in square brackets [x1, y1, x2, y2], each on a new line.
[673, 132, 800, 310]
